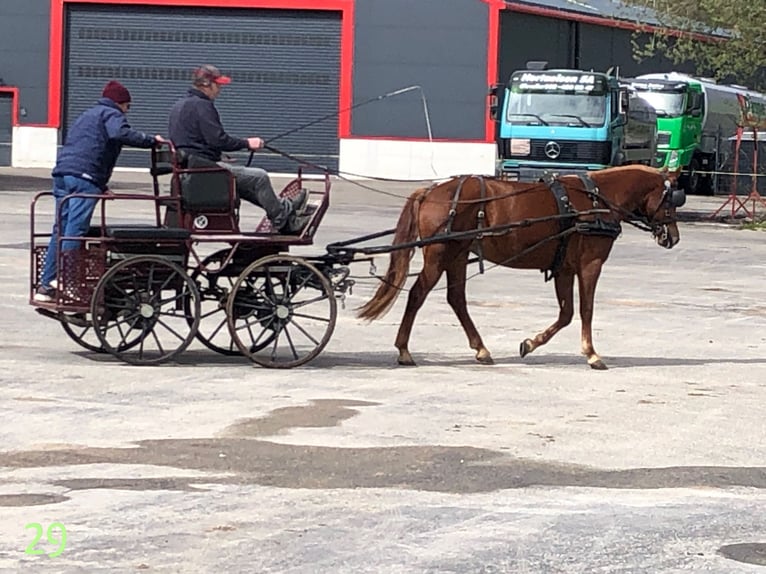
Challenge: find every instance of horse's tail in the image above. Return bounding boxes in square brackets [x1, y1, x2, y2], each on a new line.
[356, 187, 426, 321]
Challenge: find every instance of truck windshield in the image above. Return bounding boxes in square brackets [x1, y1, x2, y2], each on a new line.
[506, 92, 606, 127]
[634, 91, 686, 117]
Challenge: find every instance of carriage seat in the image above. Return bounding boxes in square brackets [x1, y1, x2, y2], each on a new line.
[178, 153, 238, 212]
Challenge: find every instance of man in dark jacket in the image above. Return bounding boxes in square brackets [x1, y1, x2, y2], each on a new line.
[35, 80, 164, 302]
[168, 64, 308, 234]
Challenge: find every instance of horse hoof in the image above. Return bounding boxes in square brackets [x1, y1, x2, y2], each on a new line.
[397, 353, 416, 366]
[589, 359, 608, 370]
[476, 352, 494, 365]
[519, 339, 533, 358]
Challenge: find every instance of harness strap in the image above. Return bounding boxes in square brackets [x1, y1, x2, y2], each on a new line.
[576, 173, 622, 239]
[446, 175, 488, 274]
[444, 175, 469, 234]
[474, 176, 487, 274]
[541, 172, 576, 281]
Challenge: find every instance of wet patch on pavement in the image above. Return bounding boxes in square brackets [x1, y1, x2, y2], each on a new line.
[718, 542, 766, 565]
[3, 398, 766, 506]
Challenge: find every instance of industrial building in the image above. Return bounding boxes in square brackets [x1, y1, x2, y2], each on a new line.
[0, 0, 690, 178]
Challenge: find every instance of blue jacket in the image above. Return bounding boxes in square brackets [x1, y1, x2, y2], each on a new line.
[53, 97, 155, 189]
[168, 89, 248, 162]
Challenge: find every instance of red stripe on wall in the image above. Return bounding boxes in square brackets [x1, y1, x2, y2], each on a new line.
[485, 0, 504, 143]
[48, 0, 353, 132]
[0, 87, 21, 126]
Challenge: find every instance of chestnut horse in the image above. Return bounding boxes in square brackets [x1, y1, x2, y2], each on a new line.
[357, 165, 684, 369]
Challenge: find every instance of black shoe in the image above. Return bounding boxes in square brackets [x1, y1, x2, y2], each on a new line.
[280, 212, 312, 235]
[289, 189, 309, 215]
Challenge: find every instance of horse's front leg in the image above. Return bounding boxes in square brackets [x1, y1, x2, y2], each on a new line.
[446, 251, 493, 364]
[395, 244, 445, 366]
[520, 271, 575, 358]
[577, 260, 607, 370]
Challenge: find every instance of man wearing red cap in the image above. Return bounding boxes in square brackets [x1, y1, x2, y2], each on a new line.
[35, 80, 165, 302]
[168, 64, 309, 234]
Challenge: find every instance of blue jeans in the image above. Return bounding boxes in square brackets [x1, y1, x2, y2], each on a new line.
[39, 175, 101, 288]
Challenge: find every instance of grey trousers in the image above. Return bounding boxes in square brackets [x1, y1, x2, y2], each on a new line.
[218, 162, 291, 229]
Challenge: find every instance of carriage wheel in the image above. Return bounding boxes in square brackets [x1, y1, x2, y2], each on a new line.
[61, 320, 106, 353]
[91, 255, 200, 365]
[186, 249, 278, 355]
[226, 255, 336, 368]
[61, 315, 148, 354]
[186, 249, 241, 356]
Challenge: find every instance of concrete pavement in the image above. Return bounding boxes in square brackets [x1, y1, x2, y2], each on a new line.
[1, 168, 766, 572]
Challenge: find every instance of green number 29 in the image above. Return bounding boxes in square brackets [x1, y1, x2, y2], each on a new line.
[24, 522, 67, 558]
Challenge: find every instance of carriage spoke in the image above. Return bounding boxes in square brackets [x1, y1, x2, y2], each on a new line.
[155, 317, 186, 342]
[282, 325, 299, 360]
[288, 318, 321, 346]
[292, 312, 331, 323]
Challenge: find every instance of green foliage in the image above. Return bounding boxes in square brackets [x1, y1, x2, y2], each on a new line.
[625, 0, 766, 89]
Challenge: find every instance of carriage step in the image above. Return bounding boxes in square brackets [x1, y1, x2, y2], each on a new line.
[35, 307, 89, 327]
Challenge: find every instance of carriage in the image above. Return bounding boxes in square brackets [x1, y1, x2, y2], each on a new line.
[29, 144, 684, 369]
[29, 142, 357, 367]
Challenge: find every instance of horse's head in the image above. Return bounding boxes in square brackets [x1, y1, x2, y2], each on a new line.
[641, 169, 684, 249]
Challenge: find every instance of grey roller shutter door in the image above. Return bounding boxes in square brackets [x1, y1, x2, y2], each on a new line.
[64, 4, 340, 174]
[0, 95, 11, 167]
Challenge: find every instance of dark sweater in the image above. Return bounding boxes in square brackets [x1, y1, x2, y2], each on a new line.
[168, 88, 248, 161]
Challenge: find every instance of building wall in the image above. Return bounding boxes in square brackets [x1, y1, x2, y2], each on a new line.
[0, 0, 50, 125]
[0, 0, 708, 176]
[343, 0, 496, 178]
[498, 10, 694, 86]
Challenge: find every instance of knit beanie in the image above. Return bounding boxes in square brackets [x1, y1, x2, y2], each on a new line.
[102, 80, 131, 104]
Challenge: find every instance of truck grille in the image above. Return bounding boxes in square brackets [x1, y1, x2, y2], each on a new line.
[505, 139, 612, 164]
[656, 132, 671, 147]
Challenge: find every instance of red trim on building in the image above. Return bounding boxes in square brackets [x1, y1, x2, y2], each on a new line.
[485, 0, 504, 143]
[48, 0, 353, 133]
[0, 87, 21, 126]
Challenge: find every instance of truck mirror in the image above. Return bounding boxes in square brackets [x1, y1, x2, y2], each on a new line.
[488, 84, 502, 122]
[618, 90, 629, 115]
[690, 108, 702, 117]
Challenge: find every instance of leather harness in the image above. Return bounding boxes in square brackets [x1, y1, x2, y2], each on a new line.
[441, 172, 622, 281]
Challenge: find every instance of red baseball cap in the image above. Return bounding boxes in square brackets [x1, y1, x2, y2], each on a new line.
[192, 64, 232, 86]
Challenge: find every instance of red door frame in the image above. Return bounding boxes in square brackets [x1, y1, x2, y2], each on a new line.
[48, 0, 354, 135]
[0, 87, 21, 126]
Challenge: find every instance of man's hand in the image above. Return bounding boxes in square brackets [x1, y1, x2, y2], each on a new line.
[247, 137, 264, 150]
[154, 135, 167, 143]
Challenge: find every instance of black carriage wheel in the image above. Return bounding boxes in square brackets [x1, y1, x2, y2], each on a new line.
[187, 249, 278, 356]
[61, 320, 106, 354]
[61, 315, 148, 354]
[226, 255, 337, 368]
[90, 255, 201, 365]
[186, 249, 241, 356]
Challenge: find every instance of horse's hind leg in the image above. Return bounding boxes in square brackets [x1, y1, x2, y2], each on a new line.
[446, 251, 492, 364]
[520, 271, 575, 358]
[577, 260, 608, 370]
[394, 244, 445, 366]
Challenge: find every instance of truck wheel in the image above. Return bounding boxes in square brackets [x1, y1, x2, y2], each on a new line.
[684, 157, 712, 195]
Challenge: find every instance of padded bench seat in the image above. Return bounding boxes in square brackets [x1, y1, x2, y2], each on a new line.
[104, 225, 191, 240]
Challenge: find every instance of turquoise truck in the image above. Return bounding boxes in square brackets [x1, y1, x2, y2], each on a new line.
[630, 72, 766, 194]
[490, 63, 658, 181]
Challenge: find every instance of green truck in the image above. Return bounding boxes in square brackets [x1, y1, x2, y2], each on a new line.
[630, 72, 766, 194]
